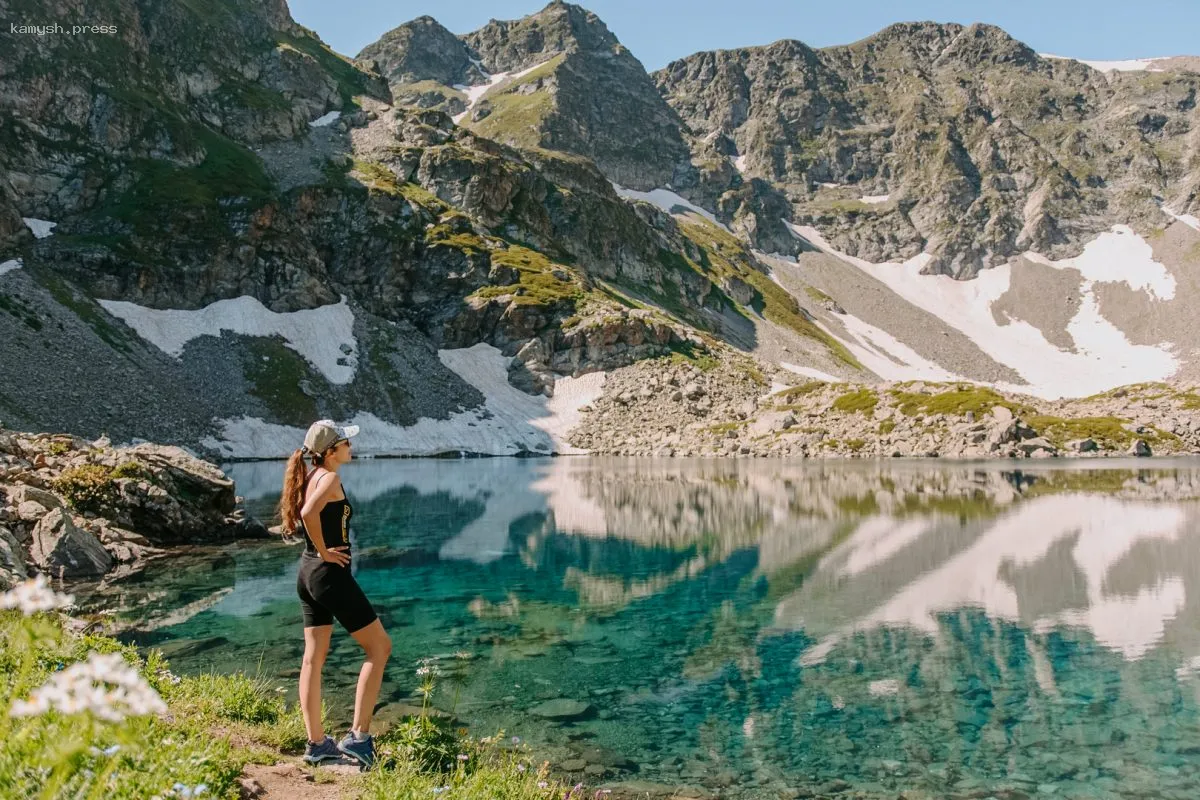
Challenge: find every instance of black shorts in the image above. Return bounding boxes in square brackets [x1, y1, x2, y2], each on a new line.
[297, 553, 378, 633]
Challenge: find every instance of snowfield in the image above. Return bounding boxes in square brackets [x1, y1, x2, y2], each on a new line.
[97, 295, 359, 384]
[613, 184, 730, 231]
[200, 343, 604, 459]
[791, 224, 1180, 399]
[308, 110, 341, 127]
[22, 218, 56, 239]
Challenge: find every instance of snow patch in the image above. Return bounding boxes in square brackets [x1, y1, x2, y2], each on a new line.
[829, 312, 964, 383]
[1024, 225, 1175, 300]
[201, 344, 602, 459]
[860, 195, 890, 205]
[733, 154, 748, 173]
[818, 182, 842, 189]
[613, 184, 730, 232]
[795, 224, 1179, 399]
[779, 363, 842, 383]
[1041, 53, 1168, 72]
[22, 218, 56, 239]
[308, 110, 341, 128]
[0, 259, 21, 277]
[451, 60, 553, 125]
[1164, 205, 1200, 232]
[97, 295, 358, 384]
[452, 71, 509, 124]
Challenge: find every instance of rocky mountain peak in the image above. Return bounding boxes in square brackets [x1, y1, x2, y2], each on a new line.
[357, 15, 484, 86]
[463, 1, 623, 72]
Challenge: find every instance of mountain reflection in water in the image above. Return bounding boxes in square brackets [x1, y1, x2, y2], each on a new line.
[89, 458, 1200, 798]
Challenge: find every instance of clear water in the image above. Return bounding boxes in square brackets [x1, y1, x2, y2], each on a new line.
[81, 458, 1200, 798]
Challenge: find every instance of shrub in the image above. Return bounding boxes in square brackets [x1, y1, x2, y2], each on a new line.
[51, 465, 120, 513]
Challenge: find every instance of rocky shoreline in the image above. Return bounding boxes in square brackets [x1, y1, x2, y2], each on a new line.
[0, 428, 266, 589]
[3, 361, 1198, 590]
[569, 356, 1200, 460]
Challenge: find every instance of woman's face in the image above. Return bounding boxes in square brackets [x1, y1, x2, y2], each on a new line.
[333, 438, 353, 465]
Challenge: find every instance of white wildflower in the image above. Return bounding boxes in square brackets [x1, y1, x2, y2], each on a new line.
[11, 652, 167, 723]
[0, 575, 74, 615]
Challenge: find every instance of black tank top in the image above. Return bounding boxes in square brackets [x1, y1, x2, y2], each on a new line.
[300, 471, 353, 556]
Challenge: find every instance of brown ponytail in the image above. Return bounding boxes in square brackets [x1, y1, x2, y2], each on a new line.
[279, 449, 309, 533]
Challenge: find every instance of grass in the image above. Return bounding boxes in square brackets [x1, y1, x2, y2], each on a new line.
[398, 182, 448, 212]
[0, 606, 565, 800]
[276, 27, 377, 109]
[105, 128, 274, 237]
[668, 341, 720, 372]
[831, 388, 879, 415]
[1024, 415, 1179, 450]
[772, 381, 827, 403]
[878, 419, 897, 435]
[353, 159, 400, 195]
[0, 292, 42, 331]
[241, 338, 321, 427]
[37, 272, 134, 353]
[470, 246, 583, 308]
[803, 286, 835, 305]
[889, 385, 1032, 418]
[470, 91, 554, 148]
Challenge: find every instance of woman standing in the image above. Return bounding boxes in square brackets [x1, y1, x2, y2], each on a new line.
[279, 420, 391, 769]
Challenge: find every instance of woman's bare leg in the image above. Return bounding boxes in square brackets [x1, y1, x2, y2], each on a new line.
[349, 620, 391, 734]
[300, 624, 333, 741]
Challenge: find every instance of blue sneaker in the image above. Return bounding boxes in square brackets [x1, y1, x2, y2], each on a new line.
[302, 736, 341, 764]
[337, 731, 375, 769]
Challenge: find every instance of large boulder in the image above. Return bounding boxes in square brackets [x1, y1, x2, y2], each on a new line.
[749, 411, 796, 436]
[29, 509, 113, 578]
[0, 525, 27, 590]
[529, 698, 594, 721]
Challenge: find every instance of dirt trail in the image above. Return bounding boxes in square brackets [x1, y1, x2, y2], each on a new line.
[239, 759, 362, 799]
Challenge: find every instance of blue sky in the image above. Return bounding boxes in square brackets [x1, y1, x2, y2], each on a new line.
[289, 0, 1200, 71]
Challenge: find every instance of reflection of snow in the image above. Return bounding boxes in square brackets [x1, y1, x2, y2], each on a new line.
[0, 259, 21, 277]
[839, 517, 934, 577]
[790, 495, 1191, 663]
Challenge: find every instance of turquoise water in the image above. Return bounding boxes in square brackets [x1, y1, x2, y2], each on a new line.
[83, 458, 1200, 798]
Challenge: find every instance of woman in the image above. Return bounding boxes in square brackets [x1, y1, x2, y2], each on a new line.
[279, 420, 391, 769]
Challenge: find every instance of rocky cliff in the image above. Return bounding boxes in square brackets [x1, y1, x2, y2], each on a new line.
[2, 0, 1199, 458]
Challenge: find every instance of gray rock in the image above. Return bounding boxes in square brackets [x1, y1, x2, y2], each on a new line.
[1129, 439, 1152, 457]
[1068, 438, 1099, 453]
[0, 525, 27, 590]
[1017, 437, 1057, 456]
[749, 411, 796, 436]
[991, 406, 1015, 425]
[529, 698, 594, 720]
[29, 508, 113, 578]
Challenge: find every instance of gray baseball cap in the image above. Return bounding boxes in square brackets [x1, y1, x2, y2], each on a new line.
[303, 419, 360, 454]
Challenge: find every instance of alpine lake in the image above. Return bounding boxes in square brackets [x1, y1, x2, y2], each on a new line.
[75, 457, 1200, 799]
